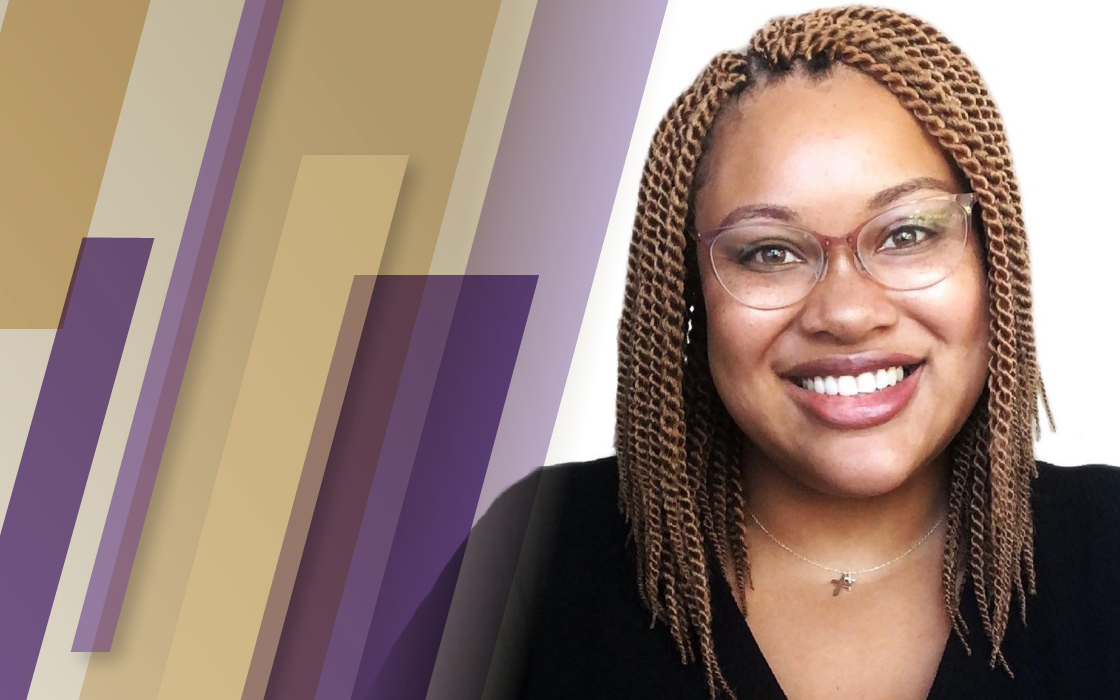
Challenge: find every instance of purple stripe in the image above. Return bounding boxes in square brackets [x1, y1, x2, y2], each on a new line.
[464, 0, 666, 514]
[74, 0, 286, 652]
[360, 538, 468, 700]
[264, 275, 428, 700]
[416, 2, 667, 695]
[315, 275, 464, 700]
[0, 237, 151, 698]
[350, 274, 537, 700]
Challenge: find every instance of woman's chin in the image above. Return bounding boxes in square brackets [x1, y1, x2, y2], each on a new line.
[795, 452, 929, 499]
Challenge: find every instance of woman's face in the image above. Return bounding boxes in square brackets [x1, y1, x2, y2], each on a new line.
[693, 66, 991, 498]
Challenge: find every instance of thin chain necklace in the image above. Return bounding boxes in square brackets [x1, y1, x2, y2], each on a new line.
[745, 507, 946, 596]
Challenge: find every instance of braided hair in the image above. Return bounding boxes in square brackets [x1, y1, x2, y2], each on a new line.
[614, 7, 1053, 698]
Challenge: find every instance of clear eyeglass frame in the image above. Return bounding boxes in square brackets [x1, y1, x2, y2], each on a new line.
[693, 192, 977, 311]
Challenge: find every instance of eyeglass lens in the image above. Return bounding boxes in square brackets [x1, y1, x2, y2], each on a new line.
[708, 198, 970, 310]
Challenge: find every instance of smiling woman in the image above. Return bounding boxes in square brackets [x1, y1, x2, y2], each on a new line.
[496, 6, 1120, 700]
[694, 65, 991, 504]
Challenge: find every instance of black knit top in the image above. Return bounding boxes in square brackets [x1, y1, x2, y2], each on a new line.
[505, 457, 1120, 700]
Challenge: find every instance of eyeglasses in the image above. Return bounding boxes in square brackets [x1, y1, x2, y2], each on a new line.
[694, 193, 976, 310]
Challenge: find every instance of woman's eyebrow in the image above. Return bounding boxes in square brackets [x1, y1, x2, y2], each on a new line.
[716, 203, 798, 229]
[714, 176, 958, 230]
[867, 176, 957, 210]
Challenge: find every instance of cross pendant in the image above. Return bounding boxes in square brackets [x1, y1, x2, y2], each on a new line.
[830, 572, 855, 596]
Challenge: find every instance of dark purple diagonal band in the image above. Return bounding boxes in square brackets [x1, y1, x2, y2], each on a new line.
[349, 274, 538, 700]
[424, 0, 667, 697]
[464, 0, 666, 508]
[316, 275, 464, 700]
[74, 0, 285, 652]
[0, 237, 151, 698]
[264, 275, 428, 700]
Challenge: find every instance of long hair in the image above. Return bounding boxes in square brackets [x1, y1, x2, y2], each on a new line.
[614, 7, 1053, 698]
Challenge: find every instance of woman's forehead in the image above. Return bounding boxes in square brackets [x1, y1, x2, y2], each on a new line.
[696, 65, 959, 230]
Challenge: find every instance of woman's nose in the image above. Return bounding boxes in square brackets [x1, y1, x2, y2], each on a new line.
[796, 248, 900, 343]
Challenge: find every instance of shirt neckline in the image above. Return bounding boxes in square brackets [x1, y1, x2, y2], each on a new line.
[707, 561, 963, 700]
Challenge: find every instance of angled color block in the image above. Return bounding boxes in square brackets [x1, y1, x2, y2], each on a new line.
[316, 275, 464, 700]
[426, 0, 668, 696]
[0, 237, 151, 699]
[154, 155, 406, 700]
[75, 0, 286, 653]
[0, 0, 151, 327]
[427, 0, 539, 276]
[350, 274, 538, 700]
[264, 275, 428, 700]
[243, 274, 379, 700]
[466, 0, 667, 520]
[78, 0, 504, 686]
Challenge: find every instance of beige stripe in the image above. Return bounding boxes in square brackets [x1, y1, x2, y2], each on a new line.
[427, 0, 539, 276]
[154, 155, 404, 700]
[0, 0, 43, 590]
[0, 330, 53, 521]
[423, 4, 539, 693]
[0, 0, 44, 511]
[0, 0, 150, 328]
[0, 1, 245, 698]
[240, 274, 376, 700]
[65, 2, 263, 697]
[80, 0, 504, 696]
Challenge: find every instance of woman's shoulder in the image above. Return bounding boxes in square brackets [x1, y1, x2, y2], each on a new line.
[485, 454, 626, 580]
[1033, 459, 1120, 528]
[481, 455, 621, 541]
[1016, 460, 1120, 691]
[1033, 460, 1120, 552]
[504, 457, 708, 697]
[525, 455, 628, 563]
[1030, 460, 1120, 603]
[1035, 458, 1120, 487]
[536, 454, 621, 513]
[537, 453, 620, 491]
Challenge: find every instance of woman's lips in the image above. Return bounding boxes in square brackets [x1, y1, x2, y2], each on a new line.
[784, 363, 924, 429]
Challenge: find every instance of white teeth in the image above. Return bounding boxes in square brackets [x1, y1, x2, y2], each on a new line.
[797, 365, 911, 396]
[856, 372, 876, 393]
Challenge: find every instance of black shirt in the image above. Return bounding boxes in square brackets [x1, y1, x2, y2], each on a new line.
[504, 457, 1120, 700]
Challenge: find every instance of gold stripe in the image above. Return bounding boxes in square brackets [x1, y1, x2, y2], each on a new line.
[241, 274, 376, 700]
[79, 0, 505, 694]
[428, 0, 539, 276]
[0, 0, 150, 328]
[155, 156, 404, 700]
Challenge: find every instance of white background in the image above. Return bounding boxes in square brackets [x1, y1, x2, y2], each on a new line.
[545, 0, 1120, 469]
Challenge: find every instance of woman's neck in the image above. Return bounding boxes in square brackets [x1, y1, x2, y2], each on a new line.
[739, 444, 950, 572]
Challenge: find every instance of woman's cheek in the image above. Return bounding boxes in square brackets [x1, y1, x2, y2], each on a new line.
[706, 310, 775, 418]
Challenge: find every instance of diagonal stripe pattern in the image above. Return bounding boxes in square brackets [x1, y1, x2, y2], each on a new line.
[265, 275, 428, 700]
[316, 275, 466, 700]
[0, 237, 151, 698]
[154, 155, 406, 700]
[75, 0, 287, 653]
[350, 274, 538, 700]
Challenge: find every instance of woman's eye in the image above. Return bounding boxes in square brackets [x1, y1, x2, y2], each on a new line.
[879, 225, 935, 251]
[738, 245, 803, 268]
[742, 246, 795, 265]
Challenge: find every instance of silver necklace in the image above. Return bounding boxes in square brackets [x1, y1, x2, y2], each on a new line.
[745, 507, 946, 596]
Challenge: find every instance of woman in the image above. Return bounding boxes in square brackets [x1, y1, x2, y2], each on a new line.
[505, 6, 1120, 700]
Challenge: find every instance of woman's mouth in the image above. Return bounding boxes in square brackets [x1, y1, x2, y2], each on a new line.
[792, 364, 920, 397]
[783, 362, 924, 429]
